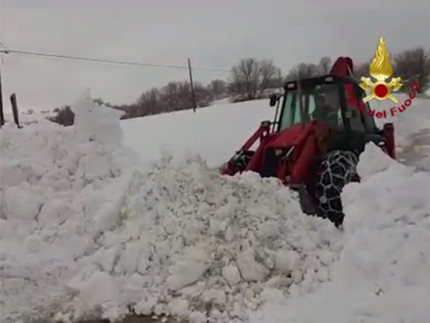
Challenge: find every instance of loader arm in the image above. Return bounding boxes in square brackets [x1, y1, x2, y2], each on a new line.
[222, 121, 272, 176]
[288, 122, 331, 185]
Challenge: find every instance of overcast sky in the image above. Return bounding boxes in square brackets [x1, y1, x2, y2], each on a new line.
[1, 0, 429, 110]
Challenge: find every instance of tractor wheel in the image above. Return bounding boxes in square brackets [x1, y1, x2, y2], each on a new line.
[315, 150, 359, 227]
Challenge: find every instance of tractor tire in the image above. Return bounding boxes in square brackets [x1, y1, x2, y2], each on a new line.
[315, 150, 359, 227]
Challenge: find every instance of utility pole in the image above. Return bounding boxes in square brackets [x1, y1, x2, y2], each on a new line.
[187, 57, 197, 112]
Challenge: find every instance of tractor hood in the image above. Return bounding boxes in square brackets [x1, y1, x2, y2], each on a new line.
[267, 123, 312, 147]
[267, 121, 330, 150]
[254, 121, 331, 183]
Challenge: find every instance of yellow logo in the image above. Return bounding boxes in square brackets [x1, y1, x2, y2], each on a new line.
[359, 36, 402, 103]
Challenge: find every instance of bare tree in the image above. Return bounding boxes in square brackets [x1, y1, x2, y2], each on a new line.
[394, 48, 430, 93]
[207, 79, 227, 100]
[193, 82, 211, 107]
[147, 88, 162, 113]
[160, 81, 210, 111]
[285, 57, 336, 82]
[135, 87, 163, 116]
[160, 82, 181, 111]
[228, 58, 283, 101]
[285, 62, 320, 81]
[258, 59, 282, 96]
[122, 79, 216, 119]
[229, 58, 260, 100]
[318, 56, 332, 75]
[352, 61, 371, 82]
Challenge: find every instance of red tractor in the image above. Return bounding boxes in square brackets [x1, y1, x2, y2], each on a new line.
[221, 57, 395, 227]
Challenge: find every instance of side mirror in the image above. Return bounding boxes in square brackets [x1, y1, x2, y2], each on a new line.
[269, 94, 279, 107]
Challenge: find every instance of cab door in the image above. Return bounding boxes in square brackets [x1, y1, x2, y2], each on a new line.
[342, 81, 385, 153]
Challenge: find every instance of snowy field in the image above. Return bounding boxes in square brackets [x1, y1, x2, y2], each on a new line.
[120, 99, 275, 168]
[0, 91, 429, 323]
[121, 94, 430, 171]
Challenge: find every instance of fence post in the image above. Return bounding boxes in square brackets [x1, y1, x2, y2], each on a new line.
[0, 63, 4, 127]
[10, 93, 22, 128]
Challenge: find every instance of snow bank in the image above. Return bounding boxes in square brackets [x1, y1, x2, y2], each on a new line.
[0, 91, 140, 322]
[371, 94, 430, 147]
[79, 154, 341, 322]
[1, 92, 343, 323]
[250, 143, 430, 323]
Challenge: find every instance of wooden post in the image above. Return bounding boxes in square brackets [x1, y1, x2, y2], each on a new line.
[0, 63, 4, 127]
[10, 93, 22, 128]
[187, 57, 197, 112]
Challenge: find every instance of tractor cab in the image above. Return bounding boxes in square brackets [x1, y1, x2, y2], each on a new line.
[273, 76, 376, 135]
[270, 75, 394, 157]
[222, 72, 396, 178]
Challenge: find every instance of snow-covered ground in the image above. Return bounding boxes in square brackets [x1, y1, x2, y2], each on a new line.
[121, 94, 430, 170]
[120, 99, 274, 168]
[2, 108, 57, 127]
[0, 91, 429, 323]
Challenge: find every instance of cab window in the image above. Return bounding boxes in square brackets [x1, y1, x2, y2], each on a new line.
[352, 84, 377, 132]
[344, 86, 365, 132]
[308, 84, 343, 129]
[279, 90, 301, 131]
[278, 83, 344, 131]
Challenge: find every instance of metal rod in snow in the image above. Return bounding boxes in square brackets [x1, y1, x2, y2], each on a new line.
[188, 57, 197, 112]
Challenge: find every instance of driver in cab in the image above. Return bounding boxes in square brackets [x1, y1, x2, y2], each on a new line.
[313, 94, 340, 127]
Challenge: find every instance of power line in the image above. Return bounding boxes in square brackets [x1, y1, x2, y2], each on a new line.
[0, 49, 231, 73]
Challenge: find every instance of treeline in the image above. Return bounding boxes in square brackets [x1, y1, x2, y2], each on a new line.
[50, 46, 429, 125]
[281, 47, 429, 94]
[117, 80, 224, 119]
[115, 58, 286, 119]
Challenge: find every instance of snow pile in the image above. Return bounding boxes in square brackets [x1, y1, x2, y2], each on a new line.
[73, 91, 125, 146]
[0, 92, 343, 323]
[250, 143, 430, 323]
[69, 154, 341, 322]
[0, 91, 139, 322]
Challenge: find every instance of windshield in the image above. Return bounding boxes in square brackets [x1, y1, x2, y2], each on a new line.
[278, 83, 343, 131]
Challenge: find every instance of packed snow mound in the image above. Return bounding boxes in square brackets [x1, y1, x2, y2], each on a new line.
[0, 92, 139, 322]
[78, 154, 342, 322]
[250, 143, 430, 323]
[0, 92, 342, 323]
[72, 89, 125, 146]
